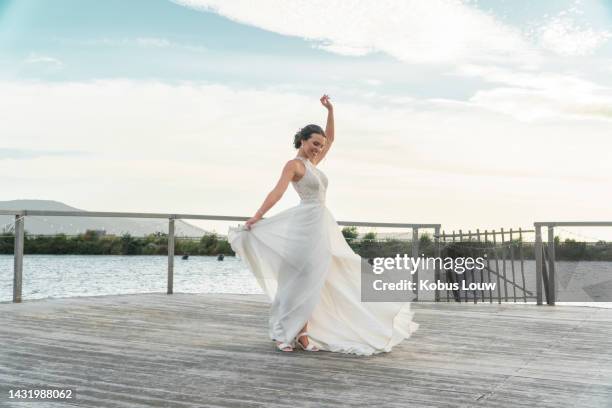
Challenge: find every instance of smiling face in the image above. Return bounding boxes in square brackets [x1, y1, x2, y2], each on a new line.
[300, 133, 326, 161]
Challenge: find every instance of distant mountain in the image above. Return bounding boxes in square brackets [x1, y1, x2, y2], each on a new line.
[0, 200, 209, 237]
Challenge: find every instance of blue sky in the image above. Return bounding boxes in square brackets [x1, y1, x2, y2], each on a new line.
[3, 0, 611, 95]
[1, 0, 612, 236]
[1, 0, 387, 82]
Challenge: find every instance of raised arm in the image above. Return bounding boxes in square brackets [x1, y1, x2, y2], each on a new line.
[313, 94, 334, 165]
[245, 160, 300, 230]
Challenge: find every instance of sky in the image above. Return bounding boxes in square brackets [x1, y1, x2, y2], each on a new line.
[1, 0, 611, 239]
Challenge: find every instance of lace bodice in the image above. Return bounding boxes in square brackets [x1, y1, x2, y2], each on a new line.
[292, 156, 328, 203]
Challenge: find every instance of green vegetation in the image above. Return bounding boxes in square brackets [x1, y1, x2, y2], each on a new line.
[341, 226, 359, 243]
[341, 227, 436, 258]
[0, 230, 233, 256]
[556, 238, 612, 261]
[1, 228, 611, 261]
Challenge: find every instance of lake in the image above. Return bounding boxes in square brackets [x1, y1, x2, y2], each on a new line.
[0, 255, 262, 302]
[1, 255, 611, 306]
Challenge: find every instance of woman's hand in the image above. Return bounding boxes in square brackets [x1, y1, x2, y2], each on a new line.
[245, 214, 262, 230]
[320, 94, 333, 111]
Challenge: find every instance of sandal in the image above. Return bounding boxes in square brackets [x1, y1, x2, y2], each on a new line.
[295, 332, 319, 352]
[275, 340, 294, 352]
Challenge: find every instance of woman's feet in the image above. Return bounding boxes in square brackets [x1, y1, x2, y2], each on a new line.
[275, 340, 294, 352]
[295, 332, 319, 352]
[274, 334, 319, 352]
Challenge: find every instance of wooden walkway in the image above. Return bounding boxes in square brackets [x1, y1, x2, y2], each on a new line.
[1, 294, 611, 408]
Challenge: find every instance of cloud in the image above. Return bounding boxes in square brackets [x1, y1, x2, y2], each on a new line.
[24, 54, 63, 67]
[454, 64, 612, 121]
[71, 37, 207, 52]
[316, 42, 373, 57]
[363, 78, 382, 86]
[537, 9, 611, 57]
[1, 79, 610, 229]
[455, 64, 600, 91]
[174, 0, 612, 62]
[135, 37, 172, 48]
[0, 149, 88, 160]
[470, 87, 612, 121]
[1, 78, 607, 167]
[172, 0, 536, 65]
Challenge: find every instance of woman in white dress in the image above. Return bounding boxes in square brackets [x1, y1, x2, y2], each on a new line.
[228, 95, 419, 355]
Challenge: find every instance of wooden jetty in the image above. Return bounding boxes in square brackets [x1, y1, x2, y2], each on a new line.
[1, 293, 611, 407]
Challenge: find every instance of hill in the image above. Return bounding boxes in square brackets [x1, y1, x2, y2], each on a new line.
[0, 200, 209, 237]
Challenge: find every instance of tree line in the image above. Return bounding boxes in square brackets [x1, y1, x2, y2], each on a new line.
[0, 230, 232, 256]
[0, 227, 610, 261]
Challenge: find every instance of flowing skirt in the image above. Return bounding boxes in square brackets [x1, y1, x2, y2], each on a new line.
[228, 201, 419, 355]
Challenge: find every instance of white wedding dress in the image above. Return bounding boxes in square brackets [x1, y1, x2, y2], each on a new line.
[228, 155, 419, 355]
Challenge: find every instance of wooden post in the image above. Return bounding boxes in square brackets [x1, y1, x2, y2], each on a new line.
[168, 218, 175, 295]
[477, 229, 484, 302]
[535, 225, 543, 305]
[412, 227, 419, 300]
[13, 214, 24, 303]
[509, 229, 517, 302]
[518, 228, 527, 303]
[501, 227, 508, 301]
[542, 247, 550, 303]
[442, 231, 449, 302]
[493, 231, 502, 304]
[434, 226, 441, 302]
[547, 226, 556, 306]
[457, 229, 467, 302]
[466, 230, 475, 303]
[485, 230, 492, 303]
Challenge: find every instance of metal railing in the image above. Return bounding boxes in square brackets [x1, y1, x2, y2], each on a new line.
[435, 228, 535, 304]
[0, 209, 440, 303]
[9, 211, 607, 307]
[534, 221, 612, 306]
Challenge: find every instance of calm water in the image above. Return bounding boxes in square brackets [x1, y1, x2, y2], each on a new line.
[0, 255, 262, 302]
[1, 255, 611, 306]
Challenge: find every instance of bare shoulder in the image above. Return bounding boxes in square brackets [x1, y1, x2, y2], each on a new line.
[286, 158, 306, 181]
[287, 158, 305, 168]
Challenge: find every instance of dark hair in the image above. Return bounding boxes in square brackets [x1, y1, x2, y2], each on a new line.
[293, 124, 326, 149]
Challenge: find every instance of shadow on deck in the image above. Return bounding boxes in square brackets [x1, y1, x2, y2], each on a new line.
[1, 293, 611, 407]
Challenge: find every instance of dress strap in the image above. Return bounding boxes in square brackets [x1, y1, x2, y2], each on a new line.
[295, 155, 311, 165]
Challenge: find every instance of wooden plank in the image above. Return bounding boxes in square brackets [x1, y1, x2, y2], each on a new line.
[1, 293, 611, 407]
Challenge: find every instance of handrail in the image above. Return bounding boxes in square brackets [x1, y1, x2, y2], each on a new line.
[2, 209, 441, 303]
[534, 222, 612, 227]
[434, 229, 535, 239]
[0, 209, 439, 228]
[534, 221, 612, 306]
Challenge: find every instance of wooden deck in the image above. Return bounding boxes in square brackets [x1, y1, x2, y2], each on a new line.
[1, 293, 611, 408]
